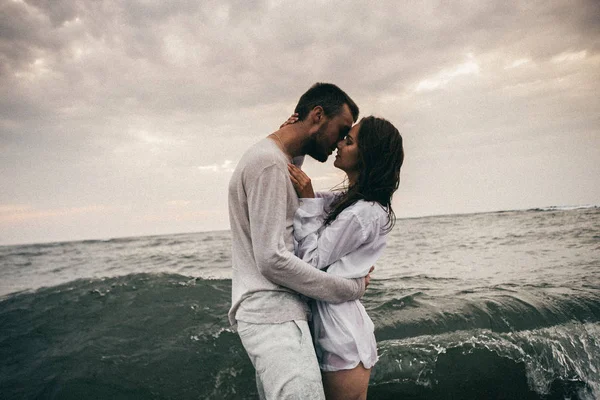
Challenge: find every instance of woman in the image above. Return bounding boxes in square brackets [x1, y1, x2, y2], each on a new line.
[286, 115, 404, 400]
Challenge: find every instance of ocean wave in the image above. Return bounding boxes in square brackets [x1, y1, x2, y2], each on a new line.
[372, 323, 599, 399]
[0, 248, 53, 258]
[367, 286, 600, 341]
[529, 205, 599, 212]
[1, 273, 597, 399]
[395, 274, 459, 282]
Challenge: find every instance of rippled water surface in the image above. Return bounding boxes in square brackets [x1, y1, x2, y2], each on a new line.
[1, 206, 598, 399]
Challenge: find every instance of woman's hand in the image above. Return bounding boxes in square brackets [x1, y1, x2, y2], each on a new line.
[280, 113, 299, 128]
[288, 163, 315, 198]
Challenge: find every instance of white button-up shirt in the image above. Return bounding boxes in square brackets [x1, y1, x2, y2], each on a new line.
[294, 192, 388, 279]
[293, 191, 388, 371]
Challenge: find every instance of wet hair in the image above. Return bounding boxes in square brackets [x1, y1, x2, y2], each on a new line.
[324, 116, 404, 232]
[294, 82, 359, 123]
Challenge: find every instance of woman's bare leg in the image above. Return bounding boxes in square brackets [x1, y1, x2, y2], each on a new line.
[322, 363, 371, 400]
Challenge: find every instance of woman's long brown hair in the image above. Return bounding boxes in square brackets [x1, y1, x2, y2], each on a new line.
[324, 116, 404, 233]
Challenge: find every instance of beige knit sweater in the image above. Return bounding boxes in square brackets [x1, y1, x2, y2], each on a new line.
[228, 138, 365, 326]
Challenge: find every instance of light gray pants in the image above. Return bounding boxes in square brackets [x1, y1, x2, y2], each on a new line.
[237, 320, 326, 400]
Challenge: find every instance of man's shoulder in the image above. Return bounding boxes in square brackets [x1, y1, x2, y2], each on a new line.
[230, 138, 288, 190]
[237, 138, 286, 173]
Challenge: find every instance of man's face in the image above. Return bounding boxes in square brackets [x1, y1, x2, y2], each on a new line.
[306, 104, 354, 162]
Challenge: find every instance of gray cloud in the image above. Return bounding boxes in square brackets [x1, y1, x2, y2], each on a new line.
[1, 0, 599, 244]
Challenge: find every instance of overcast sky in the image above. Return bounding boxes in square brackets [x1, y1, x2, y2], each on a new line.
[1, 0, 599, 245]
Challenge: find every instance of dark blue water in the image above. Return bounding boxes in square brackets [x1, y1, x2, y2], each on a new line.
[1, 206, 599, 399]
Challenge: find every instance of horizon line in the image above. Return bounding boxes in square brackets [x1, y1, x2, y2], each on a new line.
[1, 203, 597, 248]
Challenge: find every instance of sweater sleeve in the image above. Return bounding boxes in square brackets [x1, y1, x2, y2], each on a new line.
[294, 201, 372, 272]
[246, 164, 365, 303]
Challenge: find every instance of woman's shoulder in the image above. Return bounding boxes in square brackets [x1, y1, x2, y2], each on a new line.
[344, 200, 388, 226]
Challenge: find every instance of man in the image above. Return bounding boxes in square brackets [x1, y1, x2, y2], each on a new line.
[228, 83, 371, 399]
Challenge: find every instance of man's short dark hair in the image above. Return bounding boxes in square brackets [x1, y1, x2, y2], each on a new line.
[294, 83, 359, 122]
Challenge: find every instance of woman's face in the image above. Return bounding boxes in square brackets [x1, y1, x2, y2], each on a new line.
[334, 122, 360, 174]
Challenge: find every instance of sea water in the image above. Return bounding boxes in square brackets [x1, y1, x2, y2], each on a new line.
[0, 206, 598, 399]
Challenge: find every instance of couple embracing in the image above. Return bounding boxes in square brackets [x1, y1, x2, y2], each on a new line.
[228, 83, 404, 399]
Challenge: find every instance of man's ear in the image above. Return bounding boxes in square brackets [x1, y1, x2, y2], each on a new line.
[310, 106, 324, 124]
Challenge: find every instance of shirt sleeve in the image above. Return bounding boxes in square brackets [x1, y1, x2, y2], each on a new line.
[293, 198, 327, 254]
[315, 191, 338, 208]
[246, 164, 365, 303]
[292, 192, 339, 243]
[294, 201, 371, 271]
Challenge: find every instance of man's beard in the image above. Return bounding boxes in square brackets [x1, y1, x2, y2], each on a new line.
[304, 125, 330, 163]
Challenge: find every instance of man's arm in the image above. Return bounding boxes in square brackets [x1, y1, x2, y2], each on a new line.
[247, 163, 365, 303]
